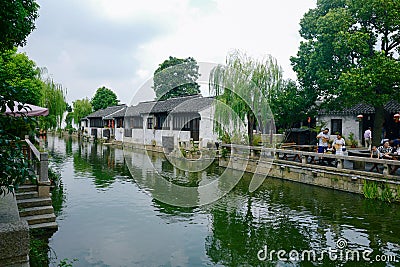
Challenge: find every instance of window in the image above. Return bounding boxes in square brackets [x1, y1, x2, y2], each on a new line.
[89, 118, 103, 127]
[147, 117, 153, 129]
[116, 118, 124, 128]
[331, 119, 342, 135]
[132, 117, 143, 129]
[124, 128, 132, 137]
[156, 115, 169, 129]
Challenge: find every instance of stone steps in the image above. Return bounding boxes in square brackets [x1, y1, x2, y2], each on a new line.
[19, 205, 55, 217]
[29, 222, 58, 230]
[22, 213, 56, 225]
[17, 198, 52, 209]
[16, 191, 38, 200]
[17, 182, 58, 231]
[16, 184, 37, 193]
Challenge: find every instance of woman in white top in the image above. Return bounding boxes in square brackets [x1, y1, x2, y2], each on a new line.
[333, 133, 346, 155]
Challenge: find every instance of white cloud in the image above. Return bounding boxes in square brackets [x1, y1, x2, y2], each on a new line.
[20, 0, 317, 104]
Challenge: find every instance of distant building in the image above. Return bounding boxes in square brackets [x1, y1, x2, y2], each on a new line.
[81, 105, 126, 140]
[317, 100, 400, 145]
[81, 95, 219, 149]
[123, 95, 217, 148]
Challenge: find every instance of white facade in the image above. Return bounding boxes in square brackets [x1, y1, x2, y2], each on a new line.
[318, 114, 362, 144]
[123, 106, 218, 148]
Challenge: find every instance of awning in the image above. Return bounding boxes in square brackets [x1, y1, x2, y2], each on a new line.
[3, 101, 49, 117]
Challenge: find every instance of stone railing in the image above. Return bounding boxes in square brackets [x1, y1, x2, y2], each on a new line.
[25, 136, 50, 197]
[222, 144, 400, 177]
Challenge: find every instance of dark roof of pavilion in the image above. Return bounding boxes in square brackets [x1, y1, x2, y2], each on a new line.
[104, 105, 127, 119]
[85, 105, 126, 119]
[319, 100, 400, 115]
[123, 94, 214, 117]
[170, 96, 214, 114]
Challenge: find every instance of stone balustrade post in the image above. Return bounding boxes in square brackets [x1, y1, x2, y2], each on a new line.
[38, 152, 50, 197]
[383, 164, 390, 176]
[302, 155, 308, 164]
[337, 159, 344, 169]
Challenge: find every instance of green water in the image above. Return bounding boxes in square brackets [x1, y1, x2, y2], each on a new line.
[45, 136, 400, 267]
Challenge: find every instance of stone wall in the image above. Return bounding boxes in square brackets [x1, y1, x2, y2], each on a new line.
[219, 156, 400, 200]
[0, 191, 30, 267]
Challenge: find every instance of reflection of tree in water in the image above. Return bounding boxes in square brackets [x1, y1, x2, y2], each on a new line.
[152, 199, 198, 224]
[205, 178, 311, 267]
[73, 142, 131, 188]
[206, 175, 400, 266]
[65, 136, 73, 156]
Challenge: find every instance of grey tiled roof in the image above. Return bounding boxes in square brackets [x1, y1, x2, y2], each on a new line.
[124, 94, 213, 117]
[86, 105, 126, 119]
[319, 101, 400, 115]
[384, 100, 400, 113]
[104, 106, 127, 119]
[170, 96, 214, 113]
[125, 102, 155, 117]
[151, 94, 201, 113]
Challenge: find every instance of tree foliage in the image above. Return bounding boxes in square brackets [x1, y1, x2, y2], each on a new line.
[37, 68, 67, 130]
[209, 50, 282, 145]
[153, 56, 201, 101]
[91, 86, 118, 111]
[291, 0, 400, 144]
[0, 0, 39, 195]
[269, 79, 314, 130]
[0, 48, 42, 105]
[72, 98, 92, 126]
[0, 0, 39, 51]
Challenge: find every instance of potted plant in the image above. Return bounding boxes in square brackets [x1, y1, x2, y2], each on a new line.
[346, 132, 358, 148]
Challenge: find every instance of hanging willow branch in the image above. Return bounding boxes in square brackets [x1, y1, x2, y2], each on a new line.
[209, 50, 283, 145]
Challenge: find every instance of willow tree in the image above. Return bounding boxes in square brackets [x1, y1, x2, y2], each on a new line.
[291, 0, 400, 145]
[38, 68, 67, 130]
[209, 51, 283, 145]
[72, 98, 93, 126]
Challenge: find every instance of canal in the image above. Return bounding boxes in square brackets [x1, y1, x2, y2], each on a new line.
[44, 135, 400, 266]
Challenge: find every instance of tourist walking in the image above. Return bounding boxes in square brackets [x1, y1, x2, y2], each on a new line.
[364, 127, 372, 150]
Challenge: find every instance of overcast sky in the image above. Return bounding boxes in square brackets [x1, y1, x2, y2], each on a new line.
[20, 0, 317, 105]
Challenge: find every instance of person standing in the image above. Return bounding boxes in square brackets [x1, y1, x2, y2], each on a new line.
[333, 133, 346, 155]
[317, 128, 330, 153]
[364, 127, 372, 150]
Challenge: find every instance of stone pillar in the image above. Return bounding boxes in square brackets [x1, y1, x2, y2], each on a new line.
[337, 159, 344, 169]
[383, 164, 390, 176]
[0, 191, 30, 267]
[38, 152, 50, 198]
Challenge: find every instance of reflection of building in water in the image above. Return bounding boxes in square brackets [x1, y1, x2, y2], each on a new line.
[123, 148, 224, 208]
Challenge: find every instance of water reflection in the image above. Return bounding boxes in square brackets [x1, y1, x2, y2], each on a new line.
[45, 136, 400, 267]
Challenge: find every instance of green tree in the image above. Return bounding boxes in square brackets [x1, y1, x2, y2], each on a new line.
[91, 86, 118, 111]
[291, 0, 400, 145]
[0, 0, 39, 51]
[0, 48, 43, 105]
[38, 68, 67, 130]
[209, 50, 281, 145]
[0, 0, 39, 195]
[72, 98, 92, 126]
[153, 56, 200, 101]
[269, 79, 315, 130]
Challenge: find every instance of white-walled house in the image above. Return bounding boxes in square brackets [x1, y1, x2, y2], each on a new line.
[123, 95, 218, 149]
[317, 100, 400, 146]
[81, 105, 126, 140]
